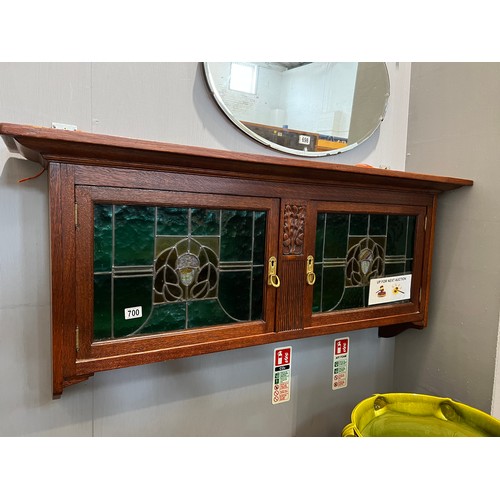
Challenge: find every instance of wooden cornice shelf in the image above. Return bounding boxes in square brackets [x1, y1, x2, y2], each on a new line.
[0, 123, 473, 397]
[0, 123, 472, 192]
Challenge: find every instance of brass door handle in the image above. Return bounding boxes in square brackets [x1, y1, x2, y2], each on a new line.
[267, 256, 281, 288]
[306, 255, 316, 285]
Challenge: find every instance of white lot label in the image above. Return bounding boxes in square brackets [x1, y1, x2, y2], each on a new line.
[124, 306, 143, 320]
[333, 337, 349, 390]
[368, 273, 412, 306]
[272, 346, 292, 405]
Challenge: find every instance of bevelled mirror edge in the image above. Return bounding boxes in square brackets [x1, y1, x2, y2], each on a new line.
[203, 62, 390, 158]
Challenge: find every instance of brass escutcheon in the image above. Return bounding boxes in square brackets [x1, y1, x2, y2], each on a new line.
[267, 256, 281, 288]
[306, 255, 316, 285]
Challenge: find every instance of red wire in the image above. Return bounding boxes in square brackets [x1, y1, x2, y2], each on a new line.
[18, 165, 47, 183]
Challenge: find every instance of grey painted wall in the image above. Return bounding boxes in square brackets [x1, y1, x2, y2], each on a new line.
[0, 62, 410, 436]
[395, 63, 499, 413]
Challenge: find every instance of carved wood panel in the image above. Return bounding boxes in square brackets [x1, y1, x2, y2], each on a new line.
[283, 204, 305, 255]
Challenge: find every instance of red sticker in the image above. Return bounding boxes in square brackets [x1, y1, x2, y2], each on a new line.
[335, 338, 349, 355]
[275, 347, 291, 367]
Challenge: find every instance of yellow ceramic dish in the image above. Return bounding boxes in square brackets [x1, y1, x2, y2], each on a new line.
[342, 393, 500, 437]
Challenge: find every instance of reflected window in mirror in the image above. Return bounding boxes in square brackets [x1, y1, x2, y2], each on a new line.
[229, 62, 257, 94]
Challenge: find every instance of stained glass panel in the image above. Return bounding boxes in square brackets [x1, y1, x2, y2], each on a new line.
[114, 205, 155, 266]
[93, 204, 267, 341]
[94, 204, 113, 273]
[313, 212, 416, 313]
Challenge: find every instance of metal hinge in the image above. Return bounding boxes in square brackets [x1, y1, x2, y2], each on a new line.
[424, 216, 428, 231]
[76, 326, 80, 353]
[74, 202, 78, 228]
[419, 287, 422, 304]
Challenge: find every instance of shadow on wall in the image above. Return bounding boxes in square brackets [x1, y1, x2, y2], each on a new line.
[1, 157, 49, 191]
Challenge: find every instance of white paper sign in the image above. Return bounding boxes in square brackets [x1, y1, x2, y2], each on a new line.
[368, 274, 412, 305]
[124, 306, 143, 320]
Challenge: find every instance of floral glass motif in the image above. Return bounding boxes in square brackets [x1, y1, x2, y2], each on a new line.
[313, 213, 416, 313]
[93, 204, 267, 341]
[346, 237, 385, 286]
[154, 238, 218, 302]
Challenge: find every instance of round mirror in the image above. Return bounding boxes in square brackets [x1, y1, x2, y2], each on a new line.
[204, 62, 390, 157]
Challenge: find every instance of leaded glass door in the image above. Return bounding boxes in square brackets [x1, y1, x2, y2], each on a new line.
[305, 201, 427, 329]
[75, 186, 279, 365]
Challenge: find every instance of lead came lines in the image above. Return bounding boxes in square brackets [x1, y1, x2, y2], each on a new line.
[95, 204, 267, 340]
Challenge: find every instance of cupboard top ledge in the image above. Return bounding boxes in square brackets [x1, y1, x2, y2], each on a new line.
[0, 122, 473, 192]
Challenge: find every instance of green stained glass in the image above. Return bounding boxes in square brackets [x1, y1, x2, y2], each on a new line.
[188, 299, 234, 329]
[312, 263, 323, 313]
[336, 286, 366, 310]
[94, 205, 113, 272]
[220, 210, 253, 261]
[387, 215, 408, 255]
[406, 216, 416, 259]
[156, 207, 188, 235]
[94, 274, 112, 340]
[219, 271, 252, 320]
[114, 205, 155, 266]
[313, 211, 417, 313]
[315, 213, 325, 257]
[113, 276, 154, 338]
[253, 211, 266, 264]
[93, 203, 266, 341]
[384, 263, 406, 276]
[324, 213, 348, 258]
[369, 214, 388, 235]
[251, 267, 264, 320]
[321, 266, 346, 311]
[350, 214, 369, 235]
[191, 208, 220, 236]
[141, 302, 186, 334]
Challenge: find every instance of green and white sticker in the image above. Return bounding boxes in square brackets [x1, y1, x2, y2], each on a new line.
[272, 347, 292, 404]
[333, 338, 349, 390]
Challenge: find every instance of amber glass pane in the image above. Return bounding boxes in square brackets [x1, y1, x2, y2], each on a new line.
[93, 204, 267, 340]
[313, 212, 416, 313]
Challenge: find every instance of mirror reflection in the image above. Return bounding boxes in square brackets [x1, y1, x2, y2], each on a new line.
[204, 62, 390, 157]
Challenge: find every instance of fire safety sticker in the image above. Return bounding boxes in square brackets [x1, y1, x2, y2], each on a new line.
[272, 346, 292, 404]
[333, 337, 349, 390]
